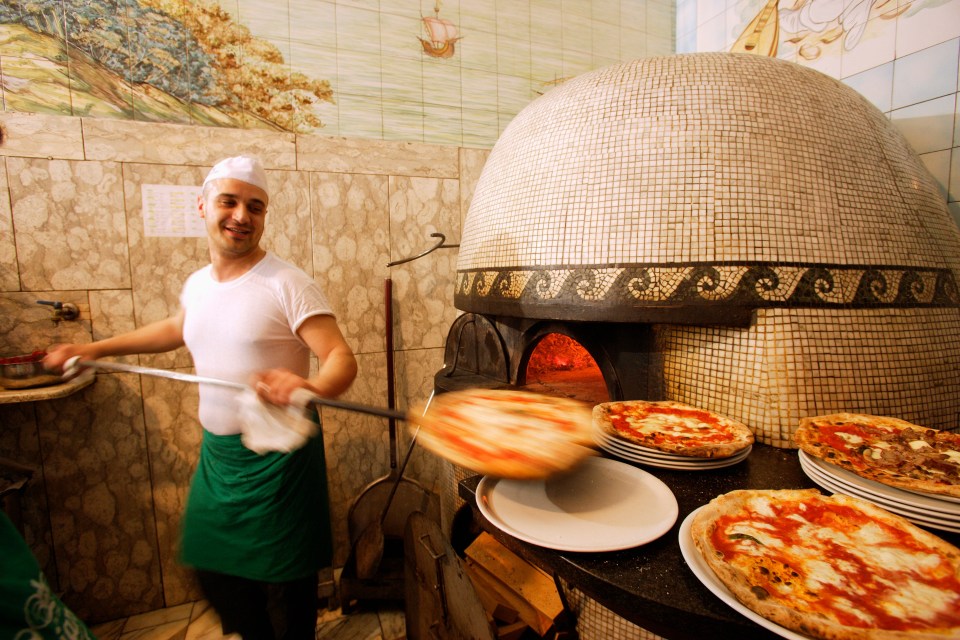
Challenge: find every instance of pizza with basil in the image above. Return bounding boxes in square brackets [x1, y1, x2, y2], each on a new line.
[409, 388, 595, 479]
[593, 400, 754, 458]
[691, 489, 960, 639]
[794, 413, 960, 499]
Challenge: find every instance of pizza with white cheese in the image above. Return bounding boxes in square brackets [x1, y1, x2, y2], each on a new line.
[691, 489, 960, 639]
[795, 413, 960, 498]
[409, 388, 595, 479]
[593, 400, 754, 458]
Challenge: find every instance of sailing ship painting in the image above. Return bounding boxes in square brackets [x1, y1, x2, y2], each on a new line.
[419, 1, 461, 58]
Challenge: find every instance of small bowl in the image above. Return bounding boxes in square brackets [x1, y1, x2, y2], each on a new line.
[0, 351, 62, 390]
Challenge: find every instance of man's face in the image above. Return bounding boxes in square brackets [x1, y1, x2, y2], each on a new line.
[198, 178, 268, 258]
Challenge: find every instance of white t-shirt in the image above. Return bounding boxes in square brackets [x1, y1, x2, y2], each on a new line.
[180, 252, 334, 435]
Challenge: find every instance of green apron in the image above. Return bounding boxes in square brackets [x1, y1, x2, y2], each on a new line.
[180, 427, 333, 582]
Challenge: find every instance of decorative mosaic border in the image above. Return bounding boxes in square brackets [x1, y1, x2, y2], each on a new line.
[455, 263, 960, 311]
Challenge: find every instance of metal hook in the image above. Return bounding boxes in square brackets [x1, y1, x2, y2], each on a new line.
[387, 232, 459, 267]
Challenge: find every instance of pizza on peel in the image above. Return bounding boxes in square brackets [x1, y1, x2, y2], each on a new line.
[408, 388, 595, 479]
[794, 413, 960, 499]
[593, 399, 754, 458]
[690, 489, 960, 639]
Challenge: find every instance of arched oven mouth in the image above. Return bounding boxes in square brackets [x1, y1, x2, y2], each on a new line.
[435, 312, 658, 406]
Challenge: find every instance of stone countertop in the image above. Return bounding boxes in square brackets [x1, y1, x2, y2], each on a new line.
[0, 371, 94, 404]
[458, 444, 960, 640]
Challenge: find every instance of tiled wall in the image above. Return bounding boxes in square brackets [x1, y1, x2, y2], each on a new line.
[676, 0, 960, 224]
[0, 0, 675, 148]
[0, 112, 488, 622]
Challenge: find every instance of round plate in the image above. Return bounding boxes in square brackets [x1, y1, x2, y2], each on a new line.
[476, 456, 679, 552]
[799, 451, 960, 514]
[594, 427, 752, 462]
[799, 456, 960, 533]
[679, 508, 812, 640]
[597, 436, 752, 470]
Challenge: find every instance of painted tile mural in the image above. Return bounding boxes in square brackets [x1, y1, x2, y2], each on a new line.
[0, 0, 674, 148]
[676, 0, 960, 222]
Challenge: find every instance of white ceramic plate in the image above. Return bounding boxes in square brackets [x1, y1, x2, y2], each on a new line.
[799, 454, 960, 521]
[799, 458, 960, 533]
[476, 456, 679, 552]
[600, 440, 753, 464]
[678, 508, 813, 640]
[602, 448, 751, 470]
[597, 436, 752, 470]
[799, 451, 960, 515]
[594, 428, 751, 462]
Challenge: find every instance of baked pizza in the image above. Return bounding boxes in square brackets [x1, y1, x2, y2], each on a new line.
[409, 388, 595, 479]
[795, 413, 960, 499]
[691, 489, 960, 639]
[593, 400, 754, 458]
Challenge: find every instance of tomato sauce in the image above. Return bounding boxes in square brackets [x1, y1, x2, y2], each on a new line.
[610, 405, 731, 444]
[711, 500, 960, 631]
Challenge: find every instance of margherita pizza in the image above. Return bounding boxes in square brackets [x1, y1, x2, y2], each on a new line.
[409, 388, 595, 479]
[593, 400, 753, 458]
[691, 489, 960, 639]
[795, 414, 960, 499]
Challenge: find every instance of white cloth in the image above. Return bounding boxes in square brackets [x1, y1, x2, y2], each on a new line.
[202, 155, 269, 194]
[181, 252, 334, 436]
[238, 387, 318, 454]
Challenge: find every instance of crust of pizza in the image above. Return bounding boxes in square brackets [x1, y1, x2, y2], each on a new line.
[691, 489, 960, 640]
[594, 400, 753, 458]
[795, 413, 960, 498]
[408, 388, 596, 479]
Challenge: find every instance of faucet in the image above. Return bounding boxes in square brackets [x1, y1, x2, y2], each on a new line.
[36, 300, 80, 325]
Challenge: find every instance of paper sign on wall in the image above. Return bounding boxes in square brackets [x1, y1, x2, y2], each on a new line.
[142, 184, 205, 238]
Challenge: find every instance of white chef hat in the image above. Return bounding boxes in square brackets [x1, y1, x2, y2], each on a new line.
[202, 155, 269, 196]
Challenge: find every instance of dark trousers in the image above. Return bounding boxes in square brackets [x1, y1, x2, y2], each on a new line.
[196, 570, 319, 640]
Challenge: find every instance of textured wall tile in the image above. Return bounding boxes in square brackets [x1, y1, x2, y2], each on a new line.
[0, 112, 84, 160]
[298, 134, 459, 178]
[311, 172, 390, 355]
[82, 118, 297, 169]
[0, 292, 91, 355]
[261, 169, 313, 275]
[120, 162, 208, 370]
[88, 289, 138, 366]
[139, 374, 203, 606]
[35, 373, 163, 622]
[320, 350, 390, 567]
[0, 403, 57, 590]
[9, 158, 130, 291]
[394, 347, 444, 492]
[0, 162, 18, 291]
[388, 176, 461, 351]
[458, 147, 490, 232]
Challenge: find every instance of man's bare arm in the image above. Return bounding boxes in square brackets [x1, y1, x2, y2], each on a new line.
[44, 309, 186, 371]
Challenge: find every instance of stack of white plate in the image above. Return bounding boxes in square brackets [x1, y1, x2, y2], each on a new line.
[594, 427, 752, 470]
[799, 450, 960, 534]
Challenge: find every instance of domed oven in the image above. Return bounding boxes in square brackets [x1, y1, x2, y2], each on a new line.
[436, 53, 960, 640]
[438, 53, 960, 446]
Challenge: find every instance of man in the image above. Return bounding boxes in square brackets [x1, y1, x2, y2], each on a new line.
[44, 155, 358, 639]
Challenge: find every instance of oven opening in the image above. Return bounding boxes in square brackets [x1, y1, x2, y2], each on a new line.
[521, 333, 610, 405]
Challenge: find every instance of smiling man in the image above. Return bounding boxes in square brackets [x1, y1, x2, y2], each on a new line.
[45, 155, 358, 639]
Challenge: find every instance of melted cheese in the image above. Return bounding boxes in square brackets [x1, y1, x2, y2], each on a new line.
[885, 579, 957, 622]
[803, 559, 845, 590]
[836, 431, 864, 445]
[712, 494, 960, 634]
